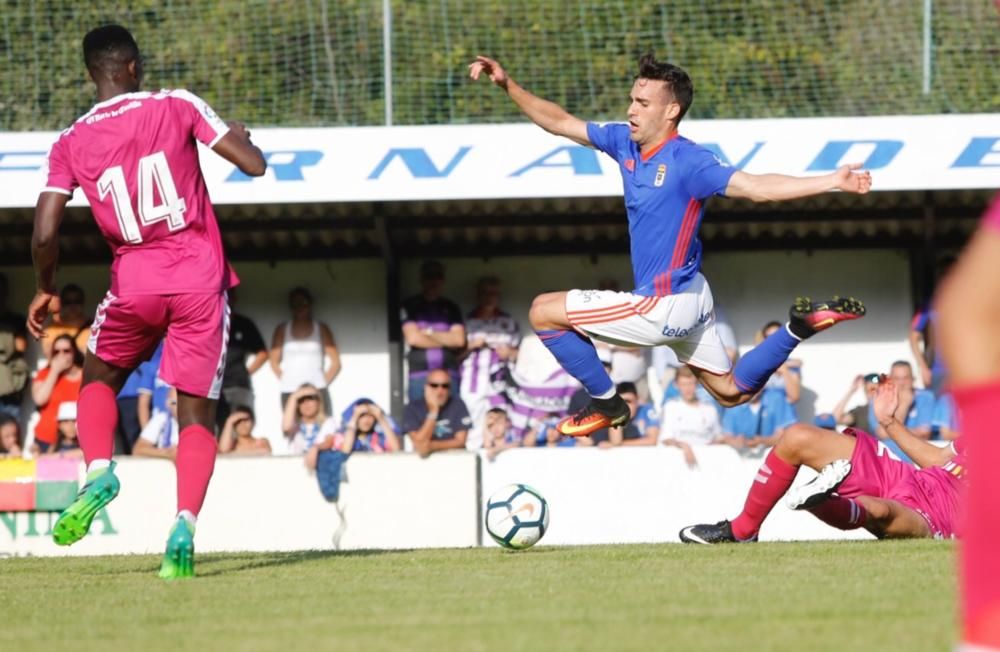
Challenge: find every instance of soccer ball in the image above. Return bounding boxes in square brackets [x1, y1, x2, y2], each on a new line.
[485, 484, 549, 550]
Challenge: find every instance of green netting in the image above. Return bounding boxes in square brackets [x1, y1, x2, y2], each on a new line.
[0, 0, 997, 131]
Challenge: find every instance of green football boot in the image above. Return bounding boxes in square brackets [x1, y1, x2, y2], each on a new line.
[158, 517, 196, 580]
[52, 461, 120, 546]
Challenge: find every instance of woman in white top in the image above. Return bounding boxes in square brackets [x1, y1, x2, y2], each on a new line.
[282, 383, 337, 455]
[269, 286, 341, 413]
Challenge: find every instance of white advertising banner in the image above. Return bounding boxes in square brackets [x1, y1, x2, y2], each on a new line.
[0, 453, 480, 557]
[0, 113, 997, 208]
[479, 446, 873, 546]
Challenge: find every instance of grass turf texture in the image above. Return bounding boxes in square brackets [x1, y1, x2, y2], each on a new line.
[2, 540, 953, 652]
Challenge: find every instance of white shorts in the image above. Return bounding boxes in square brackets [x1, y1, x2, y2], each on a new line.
[565, 273, 731, 374]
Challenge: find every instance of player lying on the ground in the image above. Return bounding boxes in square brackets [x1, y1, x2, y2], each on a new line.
[27, 25, 266, 579]
[679, 378, 965, 544]
[469, 53, 870, 438]
[936, 192, 1000, 650]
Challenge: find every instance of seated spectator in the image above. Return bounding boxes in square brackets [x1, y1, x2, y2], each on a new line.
[832, 373, 879, 432]
[31, 333, 83, 453]
[401, 261, 466, 402]
[717, 390, 796, 451]
[41, 284, 91, 360]
[304, 398, 399, 472]
[50, 401, 83, 458]
[0, 272, 28, 421]
[218, 288, 269, 428]
[482, 407, 534, 460]
[932, 393, 959, 441]
[219, 406, 272, 456]
[606, 382, 659, 447]
[403, 368, 472, 457]
[282, 383, 336, 454]
[270, 287, 341, 415]
[757, 320, 801, 418]
[0, 414, 22, 458]
[134, 387, 179, 460]
[659, 367, 719, 466]
[460, 276, 520, 450]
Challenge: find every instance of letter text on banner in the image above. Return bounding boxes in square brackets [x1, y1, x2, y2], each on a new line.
[368, 147, 471, 179]
[227, 150, 323, 182]
[509, 146, 602, 177]
[807, 140, 904, 171]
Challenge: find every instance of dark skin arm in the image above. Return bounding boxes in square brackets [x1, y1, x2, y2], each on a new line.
[213, 122, 267, 177]
[27, 192, 69, 338]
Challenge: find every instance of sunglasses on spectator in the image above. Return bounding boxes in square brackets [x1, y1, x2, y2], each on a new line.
[298, 394, 319, 402]
[428, 382, 450, 389]
[61, 297, 84, 306]
[54, 348, 74, 354]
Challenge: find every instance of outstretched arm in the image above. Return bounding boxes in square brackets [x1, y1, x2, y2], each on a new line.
[873, 380, 954, 469]
[469, 55, 590, 146]
[725, 164, 872, 203]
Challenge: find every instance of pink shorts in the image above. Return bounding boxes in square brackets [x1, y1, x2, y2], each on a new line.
[838, 429, 959, 538]
[88, 291, 230, 399]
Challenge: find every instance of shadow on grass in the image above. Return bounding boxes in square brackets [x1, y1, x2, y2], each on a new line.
[93, 548, 417, 578]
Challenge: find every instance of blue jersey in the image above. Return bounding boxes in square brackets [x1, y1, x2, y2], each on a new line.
[587, 123, 736, 296]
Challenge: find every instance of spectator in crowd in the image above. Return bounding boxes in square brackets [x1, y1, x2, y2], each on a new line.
[305, 398, 400, 470]
[832, 373, 879, 432]
[51, 401, 82, 458]
[282, 383, 336, 454]
[909, 306, 941, 391]
[134, 387, 179, 460]
[401, 260, 466, 402]
[0, 273, 28, 420]
[482, 406, 534, 460]
[219, 288, 269, 427]
[270, 287, 341, 415]
[41, 284, 91, 360]
[403, 368, 472, 457]
[460, 276, 520, 450]
[606, 382, 659, 447]
[115, 344, 161, 454]
[717, 390, 796, 451]
[0, 414, 22, 458]
[31, 333, 83, 453]
[136, 342, 168, 429]
[218, 406, 272, 456]
[932, 393, 959, 441]
[757, 320, 801, 420]
[659, 367, 719, 466]
[871, 361, 936, 462]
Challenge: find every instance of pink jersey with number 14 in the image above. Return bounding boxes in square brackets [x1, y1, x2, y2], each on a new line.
[43, 89, 238, 296]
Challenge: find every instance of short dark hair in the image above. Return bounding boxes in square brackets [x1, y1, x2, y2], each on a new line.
[420, 260, 445, 281]
[891, 360, 912, 370]
[616, 382, 638, 397]
[487, 407, 508, 417]
[288, 286, 313, 306]
[636, 53, 694, 122]
[762, 320, 783, 334]
[83, 25, 139, 74]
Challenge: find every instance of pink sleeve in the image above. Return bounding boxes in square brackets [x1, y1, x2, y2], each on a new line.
[169, 90, 230, 148]
[983, 194, 1000, 233]
[42, 134, 77, 196]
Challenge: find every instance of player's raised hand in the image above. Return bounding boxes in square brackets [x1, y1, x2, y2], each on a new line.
[872, 377, 899, 427]
[834, 163, 872, 195]
[26, 289, 58, 340]
[468, 55, 509, 90]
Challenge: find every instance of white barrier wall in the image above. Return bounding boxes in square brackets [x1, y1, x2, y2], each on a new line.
[1, 448, 872, 558]
[480, 447, 872, 547]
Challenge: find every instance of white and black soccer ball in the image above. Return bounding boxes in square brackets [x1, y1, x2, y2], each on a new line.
[485, 484, 549, 550]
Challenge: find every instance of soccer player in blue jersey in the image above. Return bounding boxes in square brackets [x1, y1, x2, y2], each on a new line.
[469, 53, 871, 437]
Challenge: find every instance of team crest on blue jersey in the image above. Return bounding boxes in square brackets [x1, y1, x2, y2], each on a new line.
[654, 164, 667, 187]
[624, 159, 635, 172]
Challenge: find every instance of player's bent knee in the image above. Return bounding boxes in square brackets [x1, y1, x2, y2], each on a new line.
[774, 424, 814, 461]
[529, 293, 567, 331]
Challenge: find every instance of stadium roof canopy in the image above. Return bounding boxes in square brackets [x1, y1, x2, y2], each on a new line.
[0, 115, 996, 265]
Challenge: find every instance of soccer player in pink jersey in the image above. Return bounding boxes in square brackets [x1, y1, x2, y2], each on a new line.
[680, 377, 966, 544]
[936, 193, 1000, 651]
[27, 24, 266, 579]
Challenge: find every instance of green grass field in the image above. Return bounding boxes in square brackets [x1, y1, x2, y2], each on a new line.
[3, 541, 954, 652]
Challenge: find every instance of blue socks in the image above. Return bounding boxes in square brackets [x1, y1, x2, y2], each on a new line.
[733, 324, 801, 393]
[537, 330, 614, 397]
